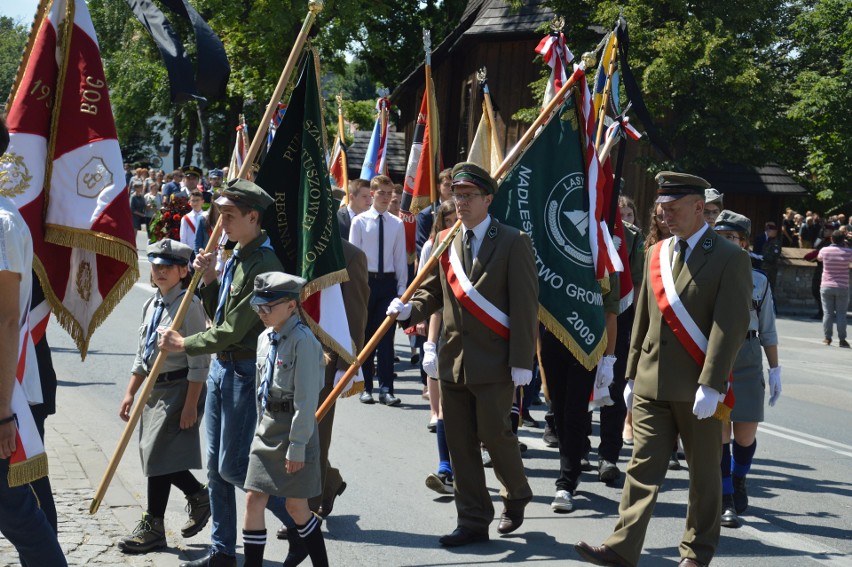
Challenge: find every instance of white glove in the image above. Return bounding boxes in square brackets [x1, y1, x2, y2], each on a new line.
[595, 355, 617, 389]
[333, 370, 353, 395]
[623, 379, 635, 410]
[693, 384, 722, 420]
[511, 367, 533, 387]
[422, 341, 438, 379]
[386, 297, 412, 319]
[768, 366, 782, 407]
[589, 384, 614, 410]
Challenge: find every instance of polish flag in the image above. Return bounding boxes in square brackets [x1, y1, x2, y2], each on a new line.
[4, 0, 138, 359]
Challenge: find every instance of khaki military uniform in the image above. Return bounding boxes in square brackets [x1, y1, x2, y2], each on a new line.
[605, 227, 752, 566]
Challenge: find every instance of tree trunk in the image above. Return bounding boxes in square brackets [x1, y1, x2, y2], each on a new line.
[172, 107, 183, 171]
[184, 105, 199, 166]
[198, 102, 213, 169]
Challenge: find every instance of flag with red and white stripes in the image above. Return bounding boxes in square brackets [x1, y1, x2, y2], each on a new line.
[535, 32, 573, 107]
[228, 116, 250, 181]
[3, 0, 138, 359]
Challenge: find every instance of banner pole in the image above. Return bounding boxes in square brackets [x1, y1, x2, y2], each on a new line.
[594, 34, 619, 152]
[337, 93, 350, 205]
[316, 68, 584, 422]
[90, 0, 325, 515]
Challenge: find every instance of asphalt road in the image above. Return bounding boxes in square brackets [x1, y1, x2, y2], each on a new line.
[42, 233, 852, 566]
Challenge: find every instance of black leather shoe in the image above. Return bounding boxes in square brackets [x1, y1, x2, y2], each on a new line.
[721, 494, 740, 528]
[574, 541, 630, 566]
[379, 393, 401, 406]
[496, 508, 524, 534]
[359, 391, 375, 404]
[732, 475, 748, 514]
[180, 551, 237, 567]
[318, 481, 347, 518]
[679, 559, 708, 567]
[439, 526, 489, 547]
[276, 525, 288, 539]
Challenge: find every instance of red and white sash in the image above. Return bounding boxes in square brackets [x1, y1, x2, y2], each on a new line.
[438, 228, 510, 340]
[184, 215, 197, 234]
[649, 238, 734, 409]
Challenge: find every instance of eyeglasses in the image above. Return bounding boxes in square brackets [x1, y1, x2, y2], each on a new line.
[453, 193, 486, 203]
[251, 300, 286, 314]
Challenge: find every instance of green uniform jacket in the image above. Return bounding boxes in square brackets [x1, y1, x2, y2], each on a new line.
[627, 228, 752, 400]
[184, 231, 284, 355]
[403, 217, 539, 384]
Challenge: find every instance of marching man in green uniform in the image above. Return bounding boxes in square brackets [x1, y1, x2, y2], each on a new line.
[159, 180, 299, 567]
[388, 162, 539, 547]
[576, 172, 752, 567]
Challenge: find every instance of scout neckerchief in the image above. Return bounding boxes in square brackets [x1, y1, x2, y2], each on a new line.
[437, 226, 510, 339]
[7, 292, 47, 487]
[214, 237, 274, 325]
[649, 236, 735, 415]
[143, 289, 188, 366]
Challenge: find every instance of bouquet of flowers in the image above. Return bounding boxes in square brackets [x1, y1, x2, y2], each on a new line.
[148, 196, 191, 243]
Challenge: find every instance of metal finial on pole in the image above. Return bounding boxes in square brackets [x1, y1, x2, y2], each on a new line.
[423, 29, 432, 65]
[476, 66, 487, 84]
[549, 15, 565, 33]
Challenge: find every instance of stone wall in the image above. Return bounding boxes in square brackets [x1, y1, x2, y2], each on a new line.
[771, 247, 851, 314]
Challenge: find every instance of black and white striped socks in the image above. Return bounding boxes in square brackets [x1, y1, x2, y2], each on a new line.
[242, 528, 266, 567]
[296, 514, 328, 567]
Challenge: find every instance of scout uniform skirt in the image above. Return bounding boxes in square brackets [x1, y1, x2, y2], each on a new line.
[244, 408, 321, 499]
[139, 376, 205, 477]
[730, 336, 765, 423]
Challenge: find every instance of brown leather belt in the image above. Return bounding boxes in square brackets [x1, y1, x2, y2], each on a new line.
[216, 350, 256, 362]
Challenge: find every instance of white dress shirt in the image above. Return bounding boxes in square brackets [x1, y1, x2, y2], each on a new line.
[349, 206, 408, 295]
[461, 215, 493, 262]
[180, 209, 206, 248]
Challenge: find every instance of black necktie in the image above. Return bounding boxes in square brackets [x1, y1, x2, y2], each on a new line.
[673, 240, 688, 280]
[378, 213, 385, 274]
[463, 230, 474, 276]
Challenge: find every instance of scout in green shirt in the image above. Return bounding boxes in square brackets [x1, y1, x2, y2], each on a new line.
[159, 179, 298, 567]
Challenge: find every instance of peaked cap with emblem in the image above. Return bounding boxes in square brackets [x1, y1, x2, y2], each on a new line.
[147, 238, 193, 265]
[452, 162, 497, 195]
[655, 171, 711, 203]
[181, 165, 203, 177]
[215, 178, 274, 212]
[208, 168, 224, 179]
[251, 272, 306, 305]
[713, 210, 752, 238]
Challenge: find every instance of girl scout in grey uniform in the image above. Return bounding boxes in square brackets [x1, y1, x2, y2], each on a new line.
[241, 272, 328, 567]
[713, 211, 783, 529]
[117, 239, 211, 553]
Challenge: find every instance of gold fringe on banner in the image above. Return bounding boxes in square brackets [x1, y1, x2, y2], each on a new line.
[45, 225, 139, 267]
[339, 380, 364, 399]
[538, 305, 607, 371]
[8, 453, 48, 488]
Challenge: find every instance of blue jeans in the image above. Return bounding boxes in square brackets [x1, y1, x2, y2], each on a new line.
[821, 286, 849, 340]
[205, 358, 293, 556]
[0, 458, 66, 566]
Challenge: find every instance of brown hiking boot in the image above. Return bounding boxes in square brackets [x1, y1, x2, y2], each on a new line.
[181, 485, 211, 538]
[118, 513, 166, 553]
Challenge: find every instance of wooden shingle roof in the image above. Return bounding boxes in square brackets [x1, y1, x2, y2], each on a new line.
[700, 164, 809, 196]
[463, 0, 554, 37]
[345, 130, 408, 180]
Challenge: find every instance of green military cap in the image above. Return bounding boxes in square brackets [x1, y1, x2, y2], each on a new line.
[654, 171, 711, 203]
[215, 178, 274, 212]
[713, 210, 751, 238]
[704, 188, 723, 205]
[251, 272, 307, 305]
[181, 165, 203, 178]
[147, 238, 193, 265]
[451, 162, 497, 195]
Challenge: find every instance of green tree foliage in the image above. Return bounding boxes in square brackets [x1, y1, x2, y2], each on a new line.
[0, 17, 30, 107]
[786, 0, 851, 201]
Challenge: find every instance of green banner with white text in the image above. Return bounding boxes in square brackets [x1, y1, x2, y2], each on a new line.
[492, 97, 606, 369]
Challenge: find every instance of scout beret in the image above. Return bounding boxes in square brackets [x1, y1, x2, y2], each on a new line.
[713, 210, 752, 238]
[215, 178, 274, 212]
[451, 162, 497, 195]
[208, 168, 224, 179]
[704, 188, 723, 205]
[147, 238, 193, 265]
[655, 171, 711, 203]
[251, 272, 307, 305]
[181, 165, 203, 177]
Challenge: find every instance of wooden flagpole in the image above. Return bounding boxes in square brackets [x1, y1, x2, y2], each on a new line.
[89, 0, 326, 515]
[478, 66, 504, 165]
[316, 67, 585, 422]
[423, 29, 439, 205]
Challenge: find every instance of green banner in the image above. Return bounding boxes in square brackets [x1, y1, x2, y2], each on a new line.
[492, 97, 606, 369]
[255, 50, 346, 292]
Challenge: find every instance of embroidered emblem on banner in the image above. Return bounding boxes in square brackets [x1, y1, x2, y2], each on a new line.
[77, 156, 113, 199]
[76, 260, 93, 301]
[0, 153, 32, 197]
[545, 172, 593, 267]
